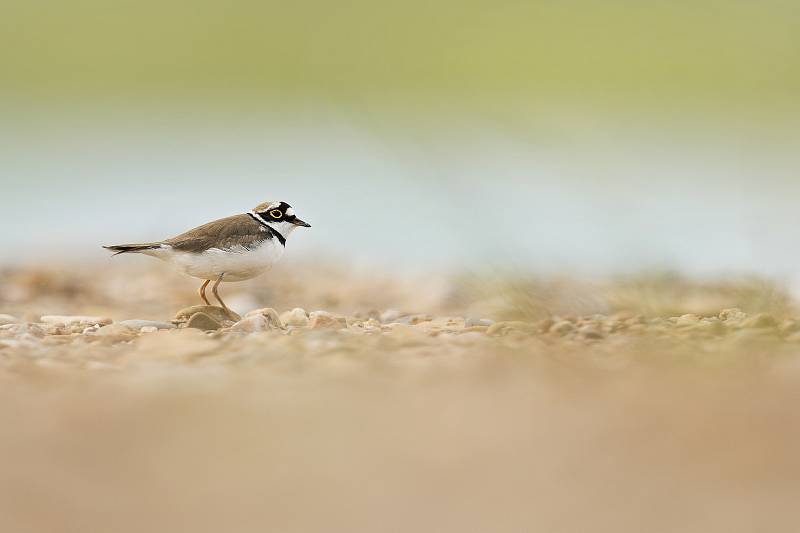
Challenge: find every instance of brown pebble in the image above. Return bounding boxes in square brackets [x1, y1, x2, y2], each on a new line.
[309, 311, 346, 330]
[175, 306, 240, 325]
[186, 312, 222, 331]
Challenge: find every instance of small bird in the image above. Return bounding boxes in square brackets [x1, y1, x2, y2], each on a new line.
[104, 201, 310, 311]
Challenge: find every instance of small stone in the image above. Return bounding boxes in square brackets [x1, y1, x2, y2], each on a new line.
[92, 323, 136, 344]
[140, 326, 158, 334]
[230, 315, 281, 333]
[279, 308, 309, 327]
[741, 313, 778, 329]
[466, 317, 494, 328]
[549, 320, 575, 336]
[118, 319, 175, 330]
[534, 318, 554, 333]
[0, 314, 19, 326]
[676, 314, 700, 326]
[174, 306, 240, 325]
[245, 308, 284, 328]
[578, 325, 604, 339]
[40, 315, 112, 327]
[186, 312, 222, 331]
[719, 308, 747, 322]
[309, 311, 347, 330]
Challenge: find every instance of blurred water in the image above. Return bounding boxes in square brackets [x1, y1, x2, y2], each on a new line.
[2, 108, 799, 281]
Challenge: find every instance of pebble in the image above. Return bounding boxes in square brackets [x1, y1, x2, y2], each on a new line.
[186, 312, 222, 331]
[93, 324, 137, 344]
[719, 308, 747, 322]
[174, 306, 240, 325]
[578, 325, 604, 339]
[0, 314, 19, 326]
[8, 303, 800, 366]
[465, 317, 494, 328]
[40, 315, 112, 327]
[245, 308, 284, 329]
[280, 308, 310, 327]
[309, 311, 347, 330]
[549, 320, 575, 336]
[362, 318, 382, 330]
[230, 315, 280, 333]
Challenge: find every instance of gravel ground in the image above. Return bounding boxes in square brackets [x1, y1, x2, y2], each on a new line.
[2, 263, 800, 532]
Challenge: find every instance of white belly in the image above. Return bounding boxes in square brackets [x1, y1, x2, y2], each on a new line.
[154, 241, 284, 281]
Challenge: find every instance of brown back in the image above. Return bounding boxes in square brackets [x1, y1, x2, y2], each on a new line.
[164, 214, 268, 253]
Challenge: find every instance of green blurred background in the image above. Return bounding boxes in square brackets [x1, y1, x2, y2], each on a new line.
[3, 0, 798, 107]
[1, 0, 799, 279]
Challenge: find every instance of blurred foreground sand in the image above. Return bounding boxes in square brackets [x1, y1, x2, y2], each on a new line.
[1, 262, 800, 533]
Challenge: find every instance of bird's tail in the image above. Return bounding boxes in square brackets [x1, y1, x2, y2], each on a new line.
[103, 242, 163, 256]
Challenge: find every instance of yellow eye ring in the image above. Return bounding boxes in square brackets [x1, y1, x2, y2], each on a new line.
[269, 209, 283, 219]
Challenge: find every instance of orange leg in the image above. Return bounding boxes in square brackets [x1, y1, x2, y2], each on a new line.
[212, 275, 229, 311]
[199, 279, 211, 306]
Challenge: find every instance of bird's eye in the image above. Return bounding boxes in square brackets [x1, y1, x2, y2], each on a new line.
[269, 209, 283, 219]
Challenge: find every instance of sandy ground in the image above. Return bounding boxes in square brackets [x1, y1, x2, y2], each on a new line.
[2, 262, 800, 533]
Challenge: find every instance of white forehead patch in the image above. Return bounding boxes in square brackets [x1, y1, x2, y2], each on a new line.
[285, 207, 295, 216]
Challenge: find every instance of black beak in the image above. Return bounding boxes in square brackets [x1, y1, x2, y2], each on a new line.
[293, 218, 311, 228]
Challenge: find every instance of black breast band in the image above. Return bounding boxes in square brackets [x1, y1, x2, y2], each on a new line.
[247, 212, 286, 247]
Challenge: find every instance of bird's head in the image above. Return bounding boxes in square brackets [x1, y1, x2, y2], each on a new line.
[250, 201, 311, 239]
